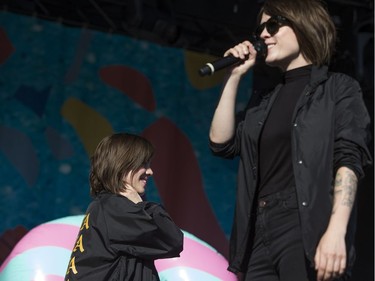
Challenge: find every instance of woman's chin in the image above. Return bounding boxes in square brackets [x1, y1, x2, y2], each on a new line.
[139, 189, 145, 196]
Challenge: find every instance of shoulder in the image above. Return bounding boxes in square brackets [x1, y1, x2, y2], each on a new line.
[311, 65, 360, 88]
[322, 71, 362, 100]
[327, 72, 360, 85]
[92, 192, 139, 212]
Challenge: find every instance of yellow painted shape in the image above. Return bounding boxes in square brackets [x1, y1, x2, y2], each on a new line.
[184, 50, 226, 90]
[61, 97, 113, 156]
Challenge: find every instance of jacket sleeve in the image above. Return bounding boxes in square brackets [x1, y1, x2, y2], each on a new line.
[333, 73, 372, 179]
[103, 196, 183, 260]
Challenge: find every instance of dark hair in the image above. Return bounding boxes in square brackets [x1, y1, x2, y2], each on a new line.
[89, 133, 154, 196]
[258, 0, 336, 66]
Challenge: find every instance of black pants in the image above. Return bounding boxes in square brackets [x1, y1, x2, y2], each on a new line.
[244, 187, 351, 281]
[244, 187, 316, 281]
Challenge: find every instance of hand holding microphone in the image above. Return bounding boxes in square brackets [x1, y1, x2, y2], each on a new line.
[199, 39, 267, 76]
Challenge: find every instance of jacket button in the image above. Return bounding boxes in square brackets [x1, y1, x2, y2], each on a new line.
[302, 202, 308, 207]
[293, 123, 297, 127]
[259, 200, 267, 207]
[298, 160, 303, 164]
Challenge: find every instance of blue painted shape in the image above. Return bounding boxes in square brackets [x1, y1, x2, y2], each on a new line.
[14, 85, 51, 117]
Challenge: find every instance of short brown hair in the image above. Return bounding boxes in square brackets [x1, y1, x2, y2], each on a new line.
[259, 0, 336, 66]
[89, 133, 154, 196]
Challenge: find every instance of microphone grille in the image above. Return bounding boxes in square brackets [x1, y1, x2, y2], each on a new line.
[253, 40, 267, 57]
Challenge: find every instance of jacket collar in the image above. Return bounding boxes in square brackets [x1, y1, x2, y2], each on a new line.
[308, 65, 329, 91]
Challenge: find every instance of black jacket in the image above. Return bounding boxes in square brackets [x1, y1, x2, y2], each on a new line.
[210, 66, 372, 273]
[65, 192, 183, 281]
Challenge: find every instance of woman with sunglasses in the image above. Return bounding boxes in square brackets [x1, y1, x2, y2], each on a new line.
[209, 0, 372, 280]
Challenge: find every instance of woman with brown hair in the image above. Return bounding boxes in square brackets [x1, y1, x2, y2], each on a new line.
[209, 0, 372, 280]
[65, 133, 183, 281]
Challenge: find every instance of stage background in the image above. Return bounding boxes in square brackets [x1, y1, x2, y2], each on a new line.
[0, 10, 373, 280]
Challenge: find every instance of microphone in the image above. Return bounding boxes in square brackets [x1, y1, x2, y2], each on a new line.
[198, 39, 267, 76]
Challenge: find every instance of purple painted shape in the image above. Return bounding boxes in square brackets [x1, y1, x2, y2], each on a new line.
[64, 29, 93, 84]
[0, 126, 39, 186]
[44, 126, 74, 160]
[14, 85, 51, 117]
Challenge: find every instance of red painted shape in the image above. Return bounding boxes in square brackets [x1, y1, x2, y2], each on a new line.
[99, 65, 156, 112]
[142, 117, 229, 258]
[0, 27, 15, 64]
[0, 226, 28, 267]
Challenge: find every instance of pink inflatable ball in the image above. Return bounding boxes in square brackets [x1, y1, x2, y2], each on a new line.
[0, 215, 237, 281]
[156, 231, 237, 281]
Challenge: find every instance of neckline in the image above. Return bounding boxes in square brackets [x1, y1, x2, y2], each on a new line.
[283, 64, 312, 84]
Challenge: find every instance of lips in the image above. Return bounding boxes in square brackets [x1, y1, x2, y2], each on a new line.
[140, 177, 148, 186]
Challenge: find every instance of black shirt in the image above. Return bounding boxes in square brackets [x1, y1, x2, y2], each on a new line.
[258, 65, 312, 197]
[64, 192, 183, 281]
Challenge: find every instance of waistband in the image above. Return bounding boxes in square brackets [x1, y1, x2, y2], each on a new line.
[257, 186, 297, 208]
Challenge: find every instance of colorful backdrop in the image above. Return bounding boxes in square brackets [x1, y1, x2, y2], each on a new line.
[0, 10, 373, 281]
[0, 11, 254, 258]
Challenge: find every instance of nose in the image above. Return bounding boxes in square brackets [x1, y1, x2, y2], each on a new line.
[260, 28, 270, 39]
[146, 167, 153, 176]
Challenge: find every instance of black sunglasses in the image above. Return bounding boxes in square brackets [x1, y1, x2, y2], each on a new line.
[254, 15, 291, 40]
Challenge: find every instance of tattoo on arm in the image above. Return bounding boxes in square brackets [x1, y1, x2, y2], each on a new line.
[333, 169, 358, 212]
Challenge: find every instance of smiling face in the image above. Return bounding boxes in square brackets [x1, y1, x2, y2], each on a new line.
[123, 163, 153, 195]
[259, 14, 310, 71]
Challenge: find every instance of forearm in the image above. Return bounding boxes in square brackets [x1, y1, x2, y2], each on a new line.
[314, 167, 358, 280]
[209, 74, 241, 143]
[326, 166, 358, 234]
